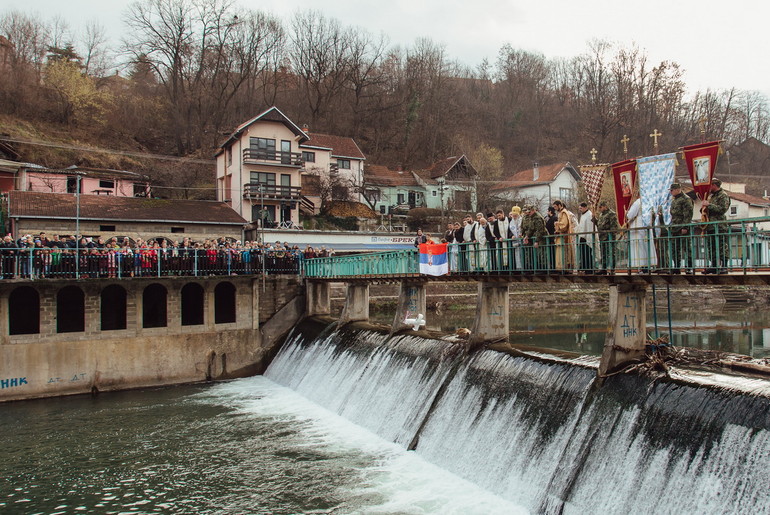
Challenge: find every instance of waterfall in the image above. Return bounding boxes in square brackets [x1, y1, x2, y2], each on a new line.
[266, 321, 770, 514]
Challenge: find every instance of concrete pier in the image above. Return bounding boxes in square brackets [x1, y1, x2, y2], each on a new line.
[339, 283, 370, 325]
[599, 284, 647, 376]
[391, 281, 427, 333]
[306, 281, 331, 317]
[470, 282, 510, 345]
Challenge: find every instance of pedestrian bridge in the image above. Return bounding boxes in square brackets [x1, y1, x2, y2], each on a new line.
[302, 216, 770, 377]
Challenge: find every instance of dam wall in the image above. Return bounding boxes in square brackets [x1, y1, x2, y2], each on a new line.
[0, 275, 304, 402]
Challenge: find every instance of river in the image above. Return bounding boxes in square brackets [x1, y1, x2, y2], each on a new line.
[0, 377, 522, 514]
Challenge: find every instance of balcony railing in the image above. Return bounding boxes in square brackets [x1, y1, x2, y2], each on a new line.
[243, 182, 301, 200]
[242, 148, 303, 166]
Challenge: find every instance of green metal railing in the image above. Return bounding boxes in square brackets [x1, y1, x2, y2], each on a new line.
[303, 216, 770, 278]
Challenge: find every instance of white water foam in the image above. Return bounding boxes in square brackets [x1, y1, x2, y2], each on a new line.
[201, 375, 527, 515]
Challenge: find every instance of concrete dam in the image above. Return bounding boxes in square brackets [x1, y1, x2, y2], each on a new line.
[265, 318, 770, 514]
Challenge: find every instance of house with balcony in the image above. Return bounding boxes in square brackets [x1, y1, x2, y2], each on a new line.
[491, 162, 582, 213]
[215, 106, 365, 228]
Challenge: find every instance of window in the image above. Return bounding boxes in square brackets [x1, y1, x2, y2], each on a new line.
[9, 286, 39, 335]
[143, 284, 168, 328]
[99, 179, 115, 189]
[181, 283, 205, 326]
[730, 206, 738, 216]
[337, 159, 351, 169]
[100, 225, 116, 232]
[302, 151, 315, 163]
[380, 205, 386, 214]
[250, 171, 276, 186]
[215, 282, 237, 324]
[134, 183, 148, 197]
[67, 176, 77, 193]
[397, 193, 405, 204]
[57, 286, 85, 333]
[101, 285, 127, 331]
[432, 190, 437, 197]
[227, 146, 233, 166]
[171, 227, 185, 233]
[559, 188, 572, 201]
[250, 137, 276, 157]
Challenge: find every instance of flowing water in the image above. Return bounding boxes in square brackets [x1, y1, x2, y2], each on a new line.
[0, 378, 521, 514]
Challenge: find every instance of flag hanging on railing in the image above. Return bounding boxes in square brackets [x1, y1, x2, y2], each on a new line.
[637, 153, 677, 226]
[419, 243, 449, 276]
[611, 159, 637, 226]
[682, 141, 723, 200]
[579, 163, 609, 207]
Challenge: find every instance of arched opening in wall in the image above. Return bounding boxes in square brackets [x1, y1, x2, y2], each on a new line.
[9, 286, 40, 335]
[143, 283, 167, 328]
[101, 284, 127, 331]
[215, 282, 236, 324]
[181, 283, 204, 326]
[57, 285, 85, 333]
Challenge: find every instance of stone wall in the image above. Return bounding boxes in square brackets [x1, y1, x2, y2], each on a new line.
[0, 275, 303, 402]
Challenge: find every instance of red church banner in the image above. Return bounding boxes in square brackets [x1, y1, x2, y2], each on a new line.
[682, 141, 722, 201]
[611, 159, 637, 226]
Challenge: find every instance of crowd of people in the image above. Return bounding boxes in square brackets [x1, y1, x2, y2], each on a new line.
[0, 233, 337, 279]
[415, 178, 734, 275]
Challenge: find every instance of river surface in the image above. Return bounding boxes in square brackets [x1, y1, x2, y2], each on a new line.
[372, 304, 770, 358]
[0, 377, 522, 515]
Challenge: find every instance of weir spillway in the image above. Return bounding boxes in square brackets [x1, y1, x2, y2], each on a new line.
[266, 319, 770, 514]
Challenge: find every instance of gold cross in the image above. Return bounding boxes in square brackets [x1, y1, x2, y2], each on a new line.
[650, 129, 662, 150]
[621, 135, 630, 156]
[590, 148, 598, 163]
[698, 116, 707, 142]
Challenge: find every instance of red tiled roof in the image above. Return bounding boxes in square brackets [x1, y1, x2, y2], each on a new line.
[8, 191, 247, 225]
[364, 165, 420, 187]
[724, 190, 770, 207]
[303, 132, 366, 160]
[491, 162, 575, 191]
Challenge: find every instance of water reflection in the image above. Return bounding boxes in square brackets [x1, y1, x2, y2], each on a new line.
[374, 304, 770, 359]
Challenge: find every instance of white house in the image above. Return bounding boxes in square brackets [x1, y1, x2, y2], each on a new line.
[491, 162, 582, 213]
[215, 106, 365, 227]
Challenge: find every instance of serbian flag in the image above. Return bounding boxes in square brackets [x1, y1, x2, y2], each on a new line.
[611, 159, 637, 226]
[682, 141, 723, 200]
[419, 243, 449, 276]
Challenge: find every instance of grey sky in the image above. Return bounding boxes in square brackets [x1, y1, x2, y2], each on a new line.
[4, 0, 770, 97]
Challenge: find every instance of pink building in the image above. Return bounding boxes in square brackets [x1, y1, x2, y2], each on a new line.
[4, 163, 151, 197]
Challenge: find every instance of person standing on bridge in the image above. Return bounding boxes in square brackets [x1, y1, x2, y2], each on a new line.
[594, 201, 620, 275]
[521, 205, 547, 272]
[701, 178, 731, 274]
[414, 228, 428, 248]
[577, 202, 596, 274]
[667, 183, 694, 274]
[506, 207, 522, 272]
[553, 200, 576, 273]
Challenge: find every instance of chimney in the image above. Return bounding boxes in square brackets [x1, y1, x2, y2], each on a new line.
[533, 162, 539, 181]
[302, 123, 309, 133]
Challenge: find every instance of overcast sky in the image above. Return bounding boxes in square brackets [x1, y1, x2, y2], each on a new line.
[5, 0, 770, 98]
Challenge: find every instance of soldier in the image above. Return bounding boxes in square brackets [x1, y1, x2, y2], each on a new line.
[701, 178, 731, 274]
[593, 200, 620, 275]
[668, 182, 694, 274]
[521, 204, 547, 272]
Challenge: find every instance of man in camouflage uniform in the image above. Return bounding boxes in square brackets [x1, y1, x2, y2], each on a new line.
[593, 200, 620, 275]
[701, 178, 731, 274]
[668, 182, 694, 274]
[520, 204, 547, 272]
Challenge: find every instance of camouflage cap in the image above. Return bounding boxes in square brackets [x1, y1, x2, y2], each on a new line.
[711, 178, 722, 186]
[670, 182, 681, 190]
[523, 204, 534, 211]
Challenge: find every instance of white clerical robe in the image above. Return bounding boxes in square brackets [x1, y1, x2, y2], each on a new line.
[626, 199, 657, 268]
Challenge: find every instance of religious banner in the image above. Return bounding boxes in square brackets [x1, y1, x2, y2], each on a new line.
[579, 164, 609, 207]
[682, 141, 723, 200]
[418, 243, 449, 276]
[637, 153, 677, 226]
[611, 159, 637, 226]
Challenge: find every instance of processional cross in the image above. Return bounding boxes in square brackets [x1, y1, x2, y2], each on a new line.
[698, 116, 707, 143]
[650, 129, 662, 152]
[590, 148, 598, 163]
[621, 135, 630, 157]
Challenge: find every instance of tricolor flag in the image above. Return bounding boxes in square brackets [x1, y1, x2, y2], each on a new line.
[419, 243, 449, 276]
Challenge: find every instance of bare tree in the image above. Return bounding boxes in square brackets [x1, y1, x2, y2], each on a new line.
[80, 20, 111, 77]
